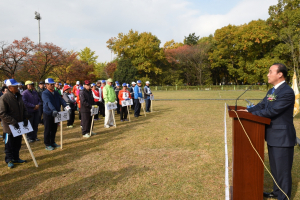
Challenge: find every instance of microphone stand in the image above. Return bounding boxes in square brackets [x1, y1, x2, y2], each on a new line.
[235, 84, 255, 111]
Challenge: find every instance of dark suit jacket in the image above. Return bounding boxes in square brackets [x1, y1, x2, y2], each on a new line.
[79, 88, 94, 113]
[247, 82, 296, 147]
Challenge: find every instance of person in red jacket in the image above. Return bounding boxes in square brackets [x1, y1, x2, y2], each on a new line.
[72, 81, 80, 97]
[91, 83, 101, 120]
[118, 83, 131, 122]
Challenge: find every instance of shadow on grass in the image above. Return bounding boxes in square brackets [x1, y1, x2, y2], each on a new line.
[33, 165, 150, 200]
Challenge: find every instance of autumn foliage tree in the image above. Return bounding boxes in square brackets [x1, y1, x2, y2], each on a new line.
[104, 61, 117, 78]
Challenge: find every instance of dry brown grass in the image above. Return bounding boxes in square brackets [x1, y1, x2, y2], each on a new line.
[0, 90, 299, 199]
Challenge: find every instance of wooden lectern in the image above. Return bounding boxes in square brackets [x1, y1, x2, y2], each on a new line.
[227, 106, 271, 200]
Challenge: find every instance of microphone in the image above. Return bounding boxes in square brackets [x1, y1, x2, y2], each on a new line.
[235, 83, 255, 111]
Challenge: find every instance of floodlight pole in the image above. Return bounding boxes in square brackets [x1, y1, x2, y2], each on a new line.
[35, 12, 41, 45]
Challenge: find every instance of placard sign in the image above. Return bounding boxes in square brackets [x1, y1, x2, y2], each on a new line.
[91, 106, 99, 116]
[106, 103, 117, 110]
[121, 99, 133, 107]
[139, 98, 145, 104]
[54, 111, 70, 123]
[9, 121, 33, 137]
[150, 95, 154, 100]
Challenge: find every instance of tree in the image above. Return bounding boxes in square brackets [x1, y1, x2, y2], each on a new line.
[104, 61, 117, 78]
[184, 33, 200, 46]
[163, 39, 184, 49]
[113, 58, 139, 83]
[78, 47, 99, 66]
[24, 42, 64, 81]
[0, 37, 35, 78]
[68, 60, 96, 82]
[267, 0, 300, 79]
[107, 29, 165, 76]
[94, 62, 108, 80]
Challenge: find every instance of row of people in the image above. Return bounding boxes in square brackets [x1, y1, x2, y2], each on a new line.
[0, 77, 153, 169]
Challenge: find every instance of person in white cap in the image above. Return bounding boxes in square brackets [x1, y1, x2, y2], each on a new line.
[144, 81, 153, 112]
[72, 81, 80, 98]
[18, 83, 24, 95]
[0, 79, 29, 169]
[130, 82, 136, 110]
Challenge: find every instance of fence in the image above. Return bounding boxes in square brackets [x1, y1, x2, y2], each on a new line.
[152, 85, 270, 91]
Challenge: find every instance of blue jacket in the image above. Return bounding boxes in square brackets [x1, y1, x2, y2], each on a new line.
[22, 89, 41, 113]
[247, 82, 296, 147]
[134, 85, 143, 99]
[42, 89, 67, 115]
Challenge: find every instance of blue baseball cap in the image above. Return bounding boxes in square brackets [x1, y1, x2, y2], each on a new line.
[127, 84, 130, 87]
[115, 81, 119, 83]
[101, 80, 106, 83]
[45, 78, 55, 84]
[6, 79, 19, 86]
[64, 83, 68, 86]
[79, 86, 84, 90]
[137, 80, 142, 84]
[91, 83, 96, 87]
[116, 83, 120, 86]
[59, 83, 62, 86]
[122, 83, 127, 87]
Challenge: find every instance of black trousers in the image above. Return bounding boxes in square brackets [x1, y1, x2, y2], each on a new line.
[268, 145, 294, 200]
[131, 99, 135, 110]
[5, 133, 22, 163]
[39, 105, 44, 124]
[27, 111, 40, 140]
[94, 101, 102, 119]
[120, 106, 128, 120]
[116, 100, 120, 114]
[134, 99, 141, 117]
[99, 100, 105, 117]
[145, 98, 151, 112]
[67, 109, 75, 126]
[81, 112, 92, 135]
[43, 113, 58, 146]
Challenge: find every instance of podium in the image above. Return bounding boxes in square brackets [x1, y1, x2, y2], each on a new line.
[228, 106, 271, 200]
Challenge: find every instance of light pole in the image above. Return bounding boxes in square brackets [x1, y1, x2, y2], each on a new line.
[34, 11, 41, 45]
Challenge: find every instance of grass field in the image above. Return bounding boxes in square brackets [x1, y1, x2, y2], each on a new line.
[0, 90, 300, 199]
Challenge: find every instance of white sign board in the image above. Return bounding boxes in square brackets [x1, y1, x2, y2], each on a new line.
[106, 103, 117, 110]
[9, 121, 33, 137]
[91, 106, 99, 116]
[139, 98, 145, 104]
[150, 95, 154, 100]
[121, 99, 133, 107]
[54, 111, 70, 123]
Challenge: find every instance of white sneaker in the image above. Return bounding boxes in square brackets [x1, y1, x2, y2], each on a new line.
[104, 125, 110, 128]
[83, 134, 90, 138]
[91, 132, 97, 135]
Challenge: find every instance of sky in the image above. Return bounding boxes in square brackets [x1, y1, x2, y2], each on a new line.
[0, 0, 278, 63]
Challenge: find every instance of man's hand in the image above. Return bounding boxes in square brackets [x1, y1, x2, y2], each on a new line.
[13, 122, 20, 129]
[52, 111, 58, 117]
[34, 105, 39, 110]
[23, 119, 28, 127]
[114, 101, 118, 104]
[107, 102, 111, 105]
[138, 97, 141, 99]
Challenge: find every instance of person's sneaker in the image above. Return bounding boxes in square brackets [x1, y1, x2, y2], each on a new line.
[120, 120, 124, 122]
[124, 119, 129, 121]
[146, 111, 150, 113]
[52, 143, 61, 148]
[7, 161, 14, 169]
[13, 159, 26, 164]
[104, 125, 110, 128]
[27, 139, 35, 143]
[45, 146, 54, 151]
[67, 125, 73, 128]
[91, 132, 97, 135]
[134, 116, 139, 118]
[83, 133, 90, 138]
[35, 138, 40, 141]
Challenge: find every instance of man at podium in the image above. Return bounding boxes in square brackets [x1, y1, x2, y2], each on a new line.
[241, 63, 296, 200]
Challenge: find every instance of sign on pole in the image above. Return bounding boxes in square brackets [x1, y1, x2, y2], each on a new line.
[9, 121, 38, 167]
[54, 111, 70, 123]
[122, 99, 133, 107]
[91, 106, 99, 116]
[106, 103, 117, 110]
[150, 95, 154, 100]
[139, 98, 145, 104]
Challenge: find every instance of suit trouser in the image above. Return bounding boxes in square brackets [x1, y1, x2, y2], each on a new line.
[67, 109, 75, 126]
[4, 133, 22, 163]
[43, 113, 58, 146]
[81, 112, 92, 135]
[99, 100, 105, 117]
[268, 145, 294, 200]
[104, 105, 115, 126]
[39, 105, 43, 124]
[120, 106, 128, 120]
[145, 98, 151, 112]
[27, 111, 40, 140]
[134, 99, 141, 117]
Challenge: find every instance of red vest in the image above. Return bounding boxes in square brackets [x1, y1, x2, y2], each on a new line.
[92, 89, 100, 102]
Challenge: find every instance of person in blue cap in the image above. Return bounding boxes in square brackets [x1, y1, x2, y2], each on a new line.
[0, 79, 29, 169]
[134, 80, 143, 117]
[42, 78, 69, 151]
